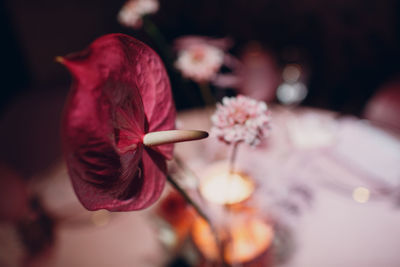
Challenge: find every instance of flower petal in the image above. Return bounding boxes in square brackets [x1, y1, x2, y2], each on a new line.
[61, 34, 174, 211]
[133, 39, 176, 159]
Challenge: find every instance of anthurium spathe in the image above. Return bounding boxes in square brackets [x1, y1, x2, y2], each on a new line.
[59, 34, 207, 211]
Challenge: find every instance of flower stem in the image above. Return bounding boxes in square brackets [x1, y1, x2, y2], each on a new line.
[166, 175, 209, 223]
[224, 144, 241, 267]
[173, 156, 206, 204]
[199, 82, 216, 106]
[142, 16, 173, 63]
[166, 175, 228, 266]
[229, 142, 240, 174]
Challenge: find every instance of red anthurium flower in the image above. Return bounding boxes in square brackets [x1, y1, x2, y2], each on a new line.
[59, 34, 206, 211]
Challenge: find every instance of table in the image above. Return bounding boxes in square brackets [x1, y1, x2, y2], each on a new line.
[176, 106, 400, 267]
[2, 106, 400, 267]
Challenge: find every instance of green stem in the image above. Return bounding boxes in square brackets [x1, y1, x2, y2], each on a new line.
[173, 156, 206, 205]
[199, 82, 216, 107]
[224, 143, 241, 267]
[229, 142, 240, 174]
[167, 175, 209, 222]
[166, 175, 228, 266]
[142, 16, 173, 63]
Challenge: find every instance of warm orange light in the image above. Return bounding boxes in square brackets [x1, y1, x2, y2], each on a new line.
[156, 190, 195, 249]
[192, 217, 274, 264]
[91, 210, 111, 227]
[199, 162, 255, 205]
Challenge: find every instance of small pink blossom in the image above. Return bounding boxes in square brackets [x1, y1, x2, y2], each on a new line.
[175, 43, 224, 83]
[174, 36, 233, 83]
[211, 95, 270, 146]
[118, 0, 159, 29]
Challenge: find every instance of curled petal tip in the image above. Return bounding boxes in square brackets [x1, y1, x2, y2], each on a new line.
[143, 130, 208, 147]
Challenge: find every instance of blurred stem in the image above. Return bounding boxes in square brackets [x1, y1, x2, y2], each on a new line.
[167, 175, 209, 222]
[167, 175, 228, 266]
[199, 82, 216, 106]
[142, 16, 173, 63]
[173, 156, 206, 205]
[225, 143, 240, 267]
[229, 142, 240, 174]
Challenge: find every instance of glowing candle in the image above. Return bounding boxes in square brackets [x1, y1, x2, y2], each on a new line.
[191, 216, 274, 265]
[155, 190, 195, 250]
[199, 162, 255, 205]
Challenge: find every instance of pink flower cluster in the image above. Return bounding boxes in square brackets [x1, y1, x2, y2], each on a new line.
[211, 95, 270, 146]
[118, 0, 159, 28]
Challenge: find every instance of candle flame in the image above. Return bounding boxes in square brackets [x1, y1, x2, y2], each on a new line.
[199, 162, 255, 205]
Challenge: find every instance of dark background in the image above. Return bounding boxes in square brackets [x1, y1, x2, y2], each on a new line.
[0, 0, 399, 176]
[2, 0, 400, 113]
